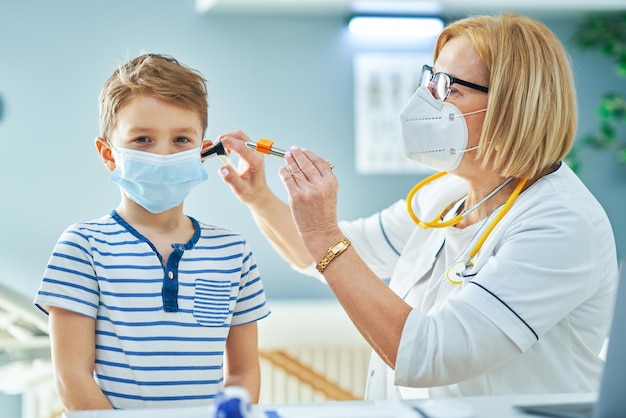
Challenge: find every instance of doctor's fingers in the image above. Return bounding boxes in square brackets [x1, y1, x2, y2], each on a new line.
[218, 129, 251, 146]
[284, 146, 331, 179]
[278, 165, 339, 233]
[301, 148, 335, 175]
[220, 134, 267, 175]
[282, 147, 338, 199]
[218, 145, 271, 206]
[219, 133, 257, 160]
[278, 162, 338, 204]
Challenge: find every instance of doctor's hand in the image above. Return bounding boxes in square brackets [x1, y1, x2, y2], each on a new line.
[279, 146, 342, 248]
[217, 130, 272, 208]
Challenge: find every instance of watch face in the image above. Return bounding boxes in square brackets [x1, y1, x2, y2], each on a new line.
[330, 238, 351, 254]
[317, 239, 351, 273]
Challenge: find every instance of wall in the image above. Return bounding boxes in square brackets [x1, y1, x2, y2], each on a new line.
[0, 1, 622, 303]
[0, 393, 20, 418]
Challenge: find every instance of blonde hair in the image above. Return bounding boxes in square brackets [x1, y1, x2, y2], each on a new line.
[99, 53, 208, 139]
[435, 14, 577, 178]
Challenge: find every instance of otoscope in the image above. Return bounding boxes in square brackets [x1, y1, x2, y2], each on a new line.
[201, 138, 283, 164]
[245, 138, 334, 169]
[244, 138, 287, 157]
[203, 138, 333, 169]
[201, 140, 236, 168]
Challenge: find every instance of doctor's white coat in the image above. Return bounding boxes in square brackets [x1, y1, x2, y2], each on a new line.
[296, 163, 618, 400]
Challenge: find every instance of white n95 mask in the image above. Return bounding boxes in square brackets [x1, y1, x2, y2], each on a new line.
[399, 86, 484, 172]
[109, 147, 208, 214]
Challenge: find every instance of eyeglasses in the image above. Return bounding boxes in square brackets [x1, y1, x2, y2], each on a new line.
[420, 64, 489, 101]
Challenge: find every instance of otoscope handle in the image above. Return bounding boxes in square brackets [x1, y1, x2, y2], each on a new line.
[245, 138, 334, 170]
[245, 138, 287, 157]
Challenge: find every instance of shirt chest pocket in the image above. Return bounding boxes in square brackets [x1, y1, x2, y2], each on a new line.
[193, 278, 233, 327]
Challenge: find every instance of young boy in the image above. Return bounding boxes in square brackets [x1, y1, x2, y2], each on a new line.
[34, 53, 270, 410]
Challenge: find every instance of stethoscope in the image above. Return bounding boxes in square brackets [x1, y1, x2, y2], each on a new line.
[405, 172, 528, 285]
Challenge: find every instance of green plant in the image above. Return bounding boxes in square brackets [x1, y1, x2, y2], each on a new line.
[565, 12, 626, 172]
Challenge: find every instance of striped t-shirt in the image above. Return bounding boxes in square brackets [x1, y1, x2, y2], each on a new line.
[34, 211, 270, 409]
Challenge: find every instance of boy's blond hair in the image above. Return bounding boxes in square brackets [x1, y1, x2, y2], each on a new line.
[99, 53, 208, 140]
[435, 14, 577, 179]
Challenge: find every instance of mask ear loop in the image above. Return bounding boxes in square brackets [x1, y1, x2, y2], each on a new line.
[105, 139, 118, 164]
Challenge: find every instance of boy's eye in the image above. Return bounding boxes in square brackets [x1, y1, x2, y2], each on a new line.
[134, 137, 151, 143]
[174, 137, 192, 143]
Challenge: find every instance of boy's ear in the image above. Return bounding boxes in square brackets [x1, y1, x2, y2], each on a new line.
[95, 137, 116, 172]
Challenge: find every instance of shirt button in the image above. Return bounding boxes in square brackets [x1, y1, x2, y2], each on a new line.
[168, 271, 174, 280]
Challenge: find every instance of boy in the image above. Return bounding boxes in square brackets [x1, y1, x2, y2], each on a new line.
[34, 53, 270, 410]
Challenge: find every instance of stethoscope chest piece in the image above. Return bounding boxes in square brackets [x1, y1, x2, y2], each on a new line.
[446, 259, 473, 286]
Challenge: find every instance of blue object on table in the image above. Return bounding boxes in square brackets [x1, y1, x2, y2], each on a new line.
[212, 386, 251, 418]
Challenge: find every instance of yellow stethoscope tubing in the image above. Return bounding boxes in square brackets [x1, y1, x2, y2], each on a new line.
[405, 172, 528, 285]
[447, 177, 526, 285]
[405, 171, 454, 228]
[466, 177, 527, 260]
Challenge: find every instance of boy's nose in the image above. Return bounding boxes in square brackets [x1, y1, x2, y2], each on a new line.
[153, 142, 176, 155]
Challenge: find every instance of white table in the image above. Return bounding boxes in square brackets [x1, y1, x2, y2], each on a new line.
[62, 392, 597, 418]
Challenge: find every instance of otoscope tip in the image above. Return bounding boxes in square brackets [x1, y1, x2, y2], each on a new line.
[201, 141, 227, 160]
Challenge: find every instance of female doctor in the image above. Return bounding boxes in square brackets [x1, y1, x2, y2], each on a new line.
[216, 13, 619, 399]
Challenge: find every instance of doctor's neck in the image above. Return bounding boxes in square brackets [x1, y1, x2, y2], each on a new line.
[458, 163, 559, 228]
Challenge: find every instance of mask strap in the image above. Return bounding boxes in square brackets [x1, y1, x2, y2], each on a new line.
[449, 108, 487, 121]
[451, 145, 479, 155]
[104, 140, 118, 164]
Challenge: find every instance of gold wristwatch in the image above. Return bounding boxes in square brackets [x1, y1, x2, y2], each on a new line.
[316, 237, 352, 274]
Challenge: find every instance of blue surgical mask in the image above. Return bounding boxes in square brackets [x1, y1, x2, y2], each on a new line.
[109, 146, 208, 214]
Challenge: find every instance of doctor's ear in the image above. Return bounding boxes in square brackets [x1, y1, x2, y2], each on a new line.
[95, 137, 116, 172]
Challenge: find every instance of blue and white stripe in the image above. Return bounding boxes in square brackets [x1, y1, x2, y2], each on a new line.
[34, 211, 270, 409]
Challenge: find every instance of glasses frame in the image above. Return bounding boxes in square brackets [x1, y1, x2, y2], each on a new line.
[420, 64, 489, 101]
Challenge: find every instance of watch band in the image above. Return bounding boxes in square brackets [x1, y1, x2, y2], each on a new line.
[315, 237, 352, 274]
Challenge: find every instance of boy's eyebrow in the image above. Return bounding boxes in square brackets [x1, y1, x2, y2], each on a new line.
[127, 126, 200, 136]
[171, 127, 200, 137]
